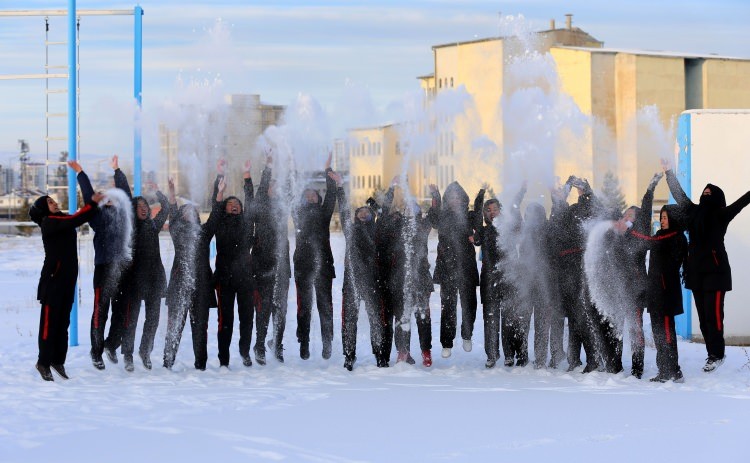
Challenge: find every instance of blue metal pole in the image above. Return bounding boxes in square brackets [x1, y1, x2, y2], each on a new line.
[134, 5, 143, 196]
[68, 0, 79, 346]
[674, 112, 692, 340]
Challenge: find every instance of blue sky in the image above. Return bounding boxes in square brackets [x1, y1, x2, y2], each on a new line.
[1, 0, 749, 170]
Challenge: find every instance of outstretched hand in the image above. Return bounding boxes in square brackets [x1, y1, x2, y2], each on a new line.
[243, 160, 252, 180]
[168, 178, 175, 193]
[428, 184, 438, 194]
[217, 158, 227, 176]
[648, 172, 664, 190]
[91, 192, 105, 204]
[111, 155, 119, 170]
[67, 160, 82, 173]
[217, 176, 227, 194]
[327, 170, 343, 186]
[660, 157, 672, 173]
[325, 151, 333, 170]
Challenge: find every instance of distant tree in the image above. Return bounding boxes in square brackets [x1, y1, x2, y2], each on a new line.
[600, 171, 627, 217]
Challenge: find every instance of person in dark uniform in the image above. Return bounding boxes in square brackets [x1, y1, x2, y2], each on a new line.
[550, 176, 603, 373]
[663, 158, 750, 372]
[69, 156, 131, 370]
[641, 204, 687, 382]
[116, 169, 169, 372]
[208, 159, 255, 368]
[331, 170, 384, 370]
[29, 161, 103, 381]
[292, 153, 337, 360]
[251, 156, 292, 364]
[162, 177, 219, 371]
[378, 179, 438, 368]
[433, 181, 481, 358]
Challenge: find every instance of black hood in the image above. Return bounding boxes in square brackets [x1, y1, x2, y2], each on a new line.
[699, 183, 726, 210]
[133, 196, 152, 222]
[444, 181, 469, 210]
[221, 195, 243, 216]
[301, 187, 322, 206]
[178, 203, 202, 225]
[660, 204, 684, 232]
[524, 202, 547, 227]
[29, 195, 51, 225]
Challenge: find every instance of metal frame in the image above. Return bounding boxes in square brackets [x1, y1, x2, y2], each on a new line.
[675, 113, 692, 340]
[0, 4, 143, 346]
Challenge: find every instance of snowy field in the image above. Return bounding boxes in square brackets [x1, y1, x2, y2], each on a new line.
[1, 231, 750, 463]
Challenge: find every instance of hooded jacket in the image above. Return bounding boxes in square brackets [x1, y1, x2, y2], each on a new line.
[292, 169, 337, 280]
[31, 189, 98, 304]
[433, 181, 480, 286]
[666, 171, 750, 291]
[77, 169, 131, 266]
[250, 166, 291, 284]
[205, 175, 255, 288]
[643, 206, 688, 316]
[166, 202, 218, 309]
[339, 187, 379, 296]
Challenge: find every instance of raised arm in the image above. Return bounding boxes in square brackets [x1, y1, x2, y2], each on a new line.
[321, 155, 337, 222]
[111, 155, 132, 199]
[242, 160, 254, 224]
[636, 173, 662, 234]
[153, 189, 170, 231]
[43, 192, 103, 234]
[664, 168, 693, 209]
[720, 190, 750, 224]
[69, 161, 94, 203]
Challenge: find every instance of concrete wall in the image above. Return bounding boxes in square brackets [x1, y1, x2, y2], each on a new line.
[684, 110, 750, 344]
[702, 59, 750, 109]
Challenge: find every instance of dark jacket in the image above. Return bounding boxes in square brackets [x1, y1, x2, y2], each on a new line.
[206, 175, 255, 288]
[166, 202, 218, 309]
[433, 181, 480, 286]
[666, 170, 750, 291]
[77, 169, 131, 265]
[292, 169, 337, 280]
[251, 167, 291, 285]
[35, 203, 98, 304]
[618, 183, 657, 307]
[377, 186, 438, 296]
[474, 191, 517, 304]
[642, 218, 688, 316]
[551, 189, 601, 273]
[339, 187, 379, 296]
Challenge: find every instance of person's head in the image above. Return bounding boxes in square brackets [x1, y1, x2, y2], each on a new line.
[524, 202, 546, 226]
[29, 195, 57, 225]
[483, 199, 501, 223]
[660, 208, 670, 230]
[614, 206, 638, 234]
[224, 197, 242, 215]
[303, 188, 320, 205]
[135, 197, 150, 220]
[699, 183, 726, 210]
[355, 206, 374, 224]
[180, 204, 200, 224]
[444, 181, 469, 213]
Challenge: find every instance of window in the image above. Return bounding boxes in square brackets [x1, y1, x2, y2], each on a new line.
[368, 176, 372, 189]
[378, 176, 381, 189]
[450, 77, 454, 87]
[395, 142, 401, 156]
[438, 78, 442, 89]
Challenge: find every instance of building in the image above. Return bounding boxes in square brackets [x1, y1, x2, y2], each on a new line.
[159, 94, 285, 208]
[361, 15, 750, 212]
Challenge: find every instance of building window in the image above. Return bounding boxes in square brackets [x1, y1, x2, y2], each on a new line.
[395, 142, 401, 156]
[438, 78, 442, 89]
[378, 176, 381, 189]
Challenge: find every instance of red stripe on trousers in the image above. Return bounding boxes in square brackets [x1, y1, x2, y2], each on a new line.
[715, 291, 723, 331]
[664, 316, 671, 344]
[42, 305, 50, 340]
[93, 287, 101, 329]
[296, 284, 302, 316]
[254, 289, 261, 314]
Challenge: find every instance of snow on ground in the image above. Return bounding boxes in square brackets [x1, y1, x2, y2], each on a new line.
[1, 232, 749, 463]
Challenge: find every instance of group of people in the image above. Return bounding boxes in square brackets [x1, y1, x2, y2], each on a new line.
[29, 152, 750, 383]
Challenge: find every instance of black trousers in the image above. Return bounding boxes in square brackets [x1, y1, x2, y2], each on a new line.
[295, 274, 334, 345]
[501, 305, 531, 364]
[483, 298, 501, 361]
[163, 291, 210, 369]
[560, 269, 599, 368]
[649, 310, 680, 376]
[439, 279, 478, 348]
[121, 292, 161, 359]
[528, 283, 564, 366]
[37, 297, 74, 367]
[216, 282, 254, 366]
[693, 289, 726, 360]
[342, 281, 384, 360]
[598, 307, 645, 373]
[90, 263, 124, 358]
[254, 277, 290, 354]
[393, 290, 432, 355]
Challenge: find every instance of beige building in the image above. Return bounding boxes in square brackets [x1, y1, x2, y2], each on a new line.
[159, 94, 284, 208]
[350, 15, 750, 213]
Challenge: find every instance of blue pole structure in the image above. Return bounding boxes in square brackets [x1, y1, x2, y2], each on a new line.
[133, 5, 143, 195]
[674, 112, 692, 340]
[67, 0, 79, 346]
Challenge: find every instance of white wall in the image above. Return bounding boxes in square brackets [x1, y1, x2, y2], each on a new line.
[688, 110, 750, 342]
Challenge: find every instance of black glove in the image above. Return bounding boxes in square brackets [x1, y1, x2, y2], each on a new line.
[647, 172, 663, 192]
